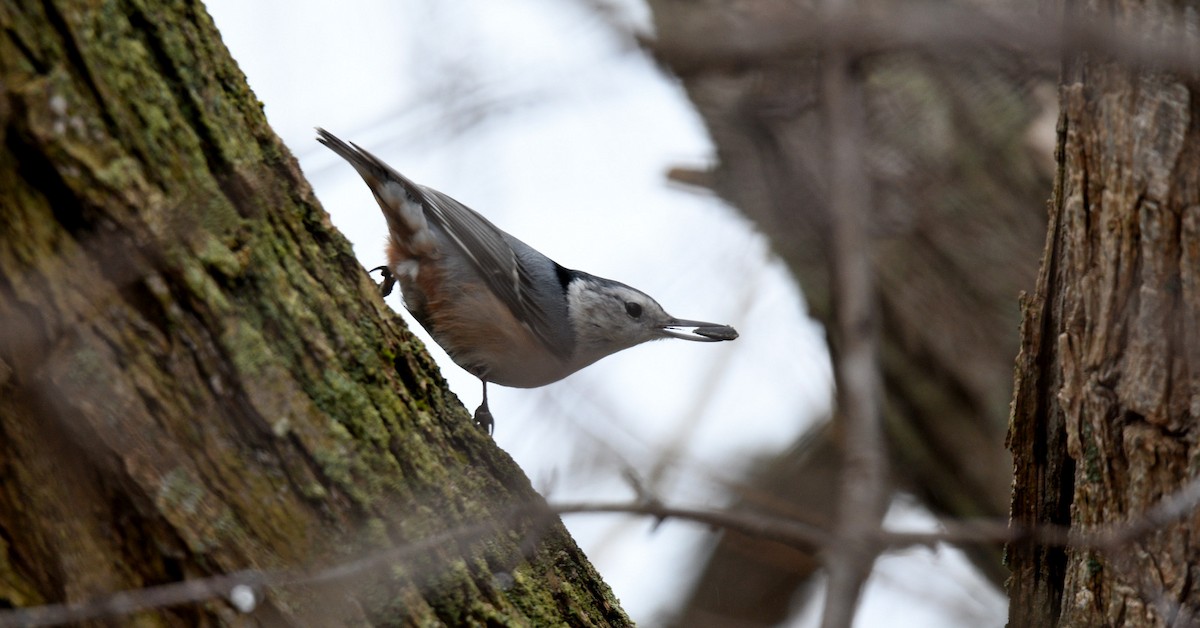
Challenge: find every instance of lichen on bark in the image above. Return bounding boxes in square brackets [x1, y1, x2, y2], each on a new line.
[0, 1, 630, 625]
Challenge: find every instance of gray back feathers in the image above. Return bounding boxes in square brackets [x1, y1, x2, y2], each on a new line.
[316, 128, 575, 360]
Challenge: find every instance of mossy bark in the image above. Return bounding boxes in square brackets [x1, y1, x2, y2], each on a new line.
[0, 1, 629, 625]
[1007, 2, 1200, 626]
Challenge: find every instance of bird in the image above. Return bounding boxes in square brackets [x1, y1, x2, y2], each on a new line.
[317, 128, 739, 434]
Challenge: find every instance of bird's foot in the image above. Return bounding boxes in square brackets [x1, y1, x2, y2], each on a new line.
[473, 402, 494, 435]
[369, 265, 396, 297]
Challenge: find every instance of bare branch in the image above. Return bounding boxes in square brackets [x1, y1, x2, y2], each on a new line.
[816, 0, 889, 623]
[649, 4, 1200, 76]
[0, 572, 267, 628]
[6, 472, 1200, 628]
[0, 520, 510, 628]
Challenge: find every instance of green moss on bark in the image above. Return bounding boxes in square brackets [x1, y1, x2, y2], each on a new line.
[0, 1, 630, 625]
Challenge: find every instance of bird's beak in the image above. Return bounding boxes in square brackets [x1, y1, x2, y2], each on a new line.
[660, 318, 739, 342]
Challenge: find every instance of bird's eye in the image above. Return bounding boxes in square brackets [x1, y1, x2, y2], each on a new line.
[625, 301, 643, 319]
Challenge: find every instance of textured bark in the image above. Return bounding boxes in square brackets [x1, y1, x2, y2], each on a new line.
[1007, 2, 1200, 626]
[644, 1, 1051, 625]
[0, 1, 629, 625]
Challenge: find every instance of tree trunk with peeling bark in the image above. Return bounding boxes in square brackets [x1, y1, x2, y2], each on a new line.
[1007, 3, 1200, 626]
[0, 2, 628, 625]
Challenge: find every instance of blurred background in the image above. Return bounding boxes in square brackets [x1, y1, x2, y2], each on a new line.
[205, 0, 1050, 625]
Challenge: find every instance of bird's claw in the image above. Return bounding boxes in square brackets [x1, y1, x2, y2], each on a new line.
[369, 265, 396, 297]
[474, 404, 494, 435]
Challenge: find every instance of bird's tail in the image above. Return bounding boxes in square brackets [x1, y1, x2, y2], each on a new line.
[316, 128, 437, 264]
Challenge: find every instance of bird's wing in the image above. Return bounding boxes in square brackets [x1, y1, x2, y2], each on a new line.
[315, 129, 567, 359]
[417, 186, 570, 360]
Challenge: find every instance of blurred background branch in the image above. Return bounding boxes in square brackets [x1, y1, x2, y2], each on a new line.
[644, 0, 1051, 624]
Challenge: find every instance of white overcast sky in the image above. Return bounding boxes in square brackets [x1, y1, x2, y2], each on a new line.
[204, 1, 1005, 625]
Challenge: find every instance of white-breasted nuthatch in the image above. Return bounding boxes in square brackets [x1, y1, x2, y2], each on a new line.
[317, 129, 738, 434]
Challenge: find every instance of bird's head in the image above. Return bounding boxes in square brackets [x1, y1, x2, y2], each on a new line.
[564, 273, 738, 366]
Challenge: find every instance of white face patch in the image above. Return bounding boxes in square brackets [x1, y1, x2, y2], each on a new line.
[565, 277, 665, 357]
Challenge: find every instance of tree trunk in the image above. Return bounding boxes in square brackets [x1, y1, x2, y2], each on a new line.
[1007, 2, 1200, 626]
[0, 1, 628, 625]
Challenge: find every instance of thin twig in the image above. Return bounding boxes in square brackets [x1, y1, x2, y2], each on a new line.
[0, 572, 267, 628]
[5, 477, 1200, 628]
[0, 520, 507, 628]
[817, 0, 890, 625]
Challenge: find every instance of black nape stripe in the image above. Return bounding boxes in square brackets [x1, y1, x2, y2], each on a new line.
[554, 263, 576, 294]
